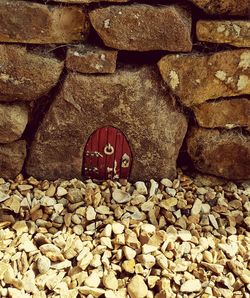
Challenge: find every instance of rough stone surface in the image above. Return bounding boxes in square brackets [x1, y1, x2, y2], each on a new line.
[158, 49, 250, 107]
[89, 4, 192, 52]
[0, 103, 29, 143]
[193, 98, 250, 131]
[0, 140, 26, 179]
[197, 20, 250, 48]
[26, 66, 188, 181]
[0, 0, 89, 44]
[66, 45, 118, 74]
[0, 44, 64, 101]
[54, 0, 130, 2]
[190, 0, 250, 16]
[187, 127, 250, 180]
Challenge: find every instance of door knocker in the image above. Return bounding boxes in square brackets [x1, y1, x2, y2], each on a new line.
[104, 143, 114, 155]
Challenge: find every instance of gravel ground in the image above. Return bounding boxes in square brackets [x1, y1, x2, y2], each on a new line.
[0, 170, 249, 298]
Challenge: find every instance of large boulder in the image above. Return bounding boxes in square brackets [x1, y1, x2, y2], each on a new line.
[158, 49, 250, 107]
[193, 98, 250, 131]
[89, 4, 192, 52]
[0, 0, 89, 44]
[190, 0, 250, 16]
[196, 20, 250, 48]
[0, 45, 64, 101]
[0, 103, 29, 143]
[26, 66, 188, 181]
[0, 140, 27, 179]
[187, 127, 250, 180]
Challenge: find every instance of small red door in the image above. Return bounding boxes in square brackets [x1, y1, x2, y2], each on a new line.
[83, 126, 132, 180]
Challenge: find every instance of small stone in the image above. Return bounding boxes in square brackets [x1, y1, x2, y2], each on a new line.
[142, 244, 158, 254]
[73, 225, 84, 235]
[86, 206, 97, 221]
[56, 186, 68, 197]
[180, 279, 202, 292]
[135, 182, 148, 195]
[102, 271, 119, 290]
[127, 275, 148, 298]
[209, 214, 219, 229]
[123, 246, 137, 260]
[122, 259, 135, 273]
[112, 222, 124, 234]
[178, 230, 192, 242]
[84, 272, 101, 288]
[12, 220, 28, 235]
[191, 199, 202, 215]
[37, 256, 51, 274]
[112, 189, 131, 203]
[161, 178, 173, 188]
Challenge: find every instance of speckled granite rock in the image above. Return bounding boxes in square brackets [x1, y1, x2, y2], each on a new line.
[158, 49, 250, 107]
[197, 20, 250, 47]
[0, 0, 89, 44]
[193, 98, 250, 131]
[26, 66, 188, 181]
[0, 103, 29, 143]
[0, 140, 26, 179]
[89, 4, 192, 52]
[0, 45, 64, 101]
[187, 127, 250, 180]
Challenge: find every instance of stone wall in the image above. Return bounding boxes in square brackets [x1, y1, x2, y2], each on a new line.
[0, 0, 249, 181]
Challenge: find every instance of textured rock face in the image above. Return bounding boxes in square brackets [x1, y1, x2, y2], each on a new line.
[54, 0, 130, 2]
[0, 45, 64, 101]
[0, 104, 29, 143]
[197, 20, 250, 48]
[190, 0, 250, 16]
[193, 98, 250, 130]
[187, 127, 250, 180]
[26, 66, 188, 181]
[0, 140, 26, 179]
[89, 4, 192, 52]
[66, 45, 118, 74]
[158, 49, 250, 107]
[0, 0, 89, 44]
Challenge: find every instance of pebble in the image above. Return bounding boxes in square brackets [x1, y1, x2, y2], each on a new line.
[127, 275, 148, 298]
[56, 186, 68, 197]
[37, 256, 51, 274]
[180, 279, 202, 292]
[102, 271, 118, 290]
[86, 206, 96, 221]
[84, 272, 101, 288]
[135, 182, 148, 195]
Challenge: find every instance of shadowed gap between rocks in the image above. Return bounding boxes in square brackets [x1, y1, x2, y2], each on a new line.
[22, 46, 68, 177]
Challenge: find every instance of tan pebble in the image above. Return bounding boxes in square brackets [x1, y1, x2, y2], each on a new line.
[180, 279, 202, 292]
[102, 271, 118, 290]
[73, 225, 84, 235]
[37, 256, 51, 274]
[86, 205, 96, 221]
[84, 271, 101, 288]
[56, 186, 68, 197]
[112, 222, 124, 234]
[122, 259, 135, 273]
[123, 246, 136, 260]
[128, 275, 148, 298]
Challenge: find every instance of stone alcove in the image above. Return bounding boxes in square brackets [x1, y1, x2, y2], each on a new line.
[26, 66, 188, 181]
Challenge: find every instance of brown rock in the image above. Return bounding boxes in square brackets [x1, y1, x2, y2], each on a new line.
[26, 66, 187, 181]
[0, 103, 29, 143]
[0, 0, 89, 44]
[89, 4, 192, 52]
[0, 140, 26, 179]
[66, 45, 118, 74]
[158, 49, 250, 107]
[193, 98, 250, 130]
[197, 20, 250, 48]
[187, 127, 250, 180]
[54, 0, 129, 2]
[190, 0, 250, 16]
[0, 45, 64, 101]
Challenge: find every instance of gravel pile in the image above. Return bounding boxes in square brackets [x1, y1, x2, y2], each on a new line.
[0, 171, 249, 298]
